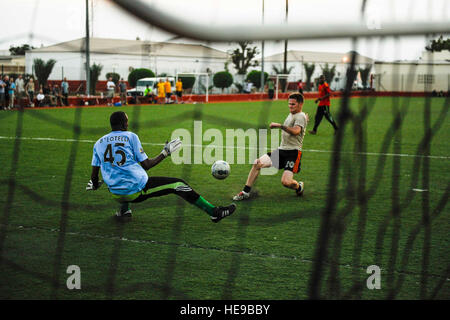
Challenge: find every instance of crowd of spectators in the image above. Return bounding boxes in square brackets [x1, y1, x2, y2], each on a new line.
[0, 74, 73, 110]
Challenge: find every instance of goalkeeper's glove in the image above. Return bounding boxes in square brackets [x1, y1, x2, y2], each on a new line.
[161, 138, 182, 157]
[86, 179, 103, 191]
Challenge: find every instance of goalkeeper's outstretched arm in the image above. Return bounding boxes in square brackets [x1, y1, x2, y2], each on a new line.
[140, 138, 182, 171]
[140, 154, 165, 171]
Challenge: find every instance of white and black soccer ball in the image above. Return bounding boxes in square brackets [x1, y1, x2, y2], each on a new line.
[211, 160, 230, 180]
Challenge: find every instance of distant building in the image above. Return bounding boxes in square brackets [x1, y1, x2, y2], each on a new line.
[374, 51, 450, 92]
[0, 55, 25, 75]
[257, 50, 375, 90]
[25, 37, 230, 81]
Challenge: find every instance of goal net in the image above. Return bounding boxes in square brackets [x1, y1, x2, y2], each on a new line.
[176, 72, 211, 103]
[1, 0, 449, 303]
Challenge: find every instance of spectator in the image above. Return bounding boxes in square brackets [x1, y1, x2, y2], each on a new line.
[15, 74, 26, 108]
[3, 75, 11, 109]
[0, 78, 5, 110]
[106, 77, 116, 106]
[243, 80, 253, 94]
[267, 79, 275, 100]
[46, 84, 56, 106]
[36, 89, 45, 107]
[156, 79, 165, 104]
[25, 77, 35, 107]
[8, 77, 16, 109]
[61, 77, 69, 106]
[164, 78, 172, 104]
[144, 84, 155, 104]
[118, 78, 127, 105]
[52, 84, 62, 106]
[175, 78, 183, 104]
[297, 80, 304, 94]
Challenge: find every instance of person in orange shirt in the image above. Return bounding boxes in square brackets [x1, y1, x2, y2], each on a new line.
[156, 79, 165, 104]
[164, 78, 172, 104]
[309, 75, 338, 135]
[175, 79, 183, 104]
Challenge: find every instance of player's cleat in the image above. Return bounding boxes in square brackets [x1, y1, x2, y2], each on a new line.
[115, 209, 132, 218]
[211, 204, 236, 223]
[296, 181, 304, 196]
[308, 130, 317, 135]
[233, 191, 250, 201]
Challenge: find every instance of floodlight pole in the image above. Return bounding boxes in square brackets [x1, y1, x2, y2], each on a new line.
[260, 0, 265, 93]
[85, 0, 91, 96]
[283, 0, 288, 74]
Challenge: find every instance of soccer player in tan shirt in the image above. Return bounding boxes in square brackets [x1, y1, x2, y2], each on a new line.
[233, 93, 309, 200]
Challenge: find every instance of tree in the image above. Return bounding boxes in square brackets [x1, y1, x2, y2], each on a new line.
[105, 72, 120, 84]
[213, 71, 233, 92]
[9, 44, 35, 56]
[33, 58, 56, 88]
[304, 63, 315, 91]
[90, 63, 103, 94]
[246, 70, 268, 89]
[358, 65, 372, 89]
[127, 68, 155, 88]
[321, 63, 337, 84]
[425, 35, 450, 52]
[229, 42, 259, 75]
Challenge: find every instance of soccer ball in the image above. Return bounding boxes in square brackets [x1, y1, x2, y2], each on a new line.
[211, 160, 230, 180]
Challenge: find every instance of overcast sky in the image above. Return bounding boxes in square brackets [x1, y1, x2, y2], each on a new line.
[2, 0, 449, 61]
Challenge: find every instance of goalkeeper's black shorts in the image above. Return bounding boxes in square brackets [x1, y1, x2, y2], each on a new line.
[111, 176, 200, 204]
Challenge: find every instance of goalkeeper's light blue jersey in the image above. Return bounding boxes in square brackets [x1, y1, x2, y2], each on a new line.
[92, 131, 148, 195]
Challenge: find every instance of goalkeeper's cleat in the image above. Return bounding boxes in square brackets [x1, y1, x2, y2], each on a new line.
[115, 209, 132, 218]
[232, 191, 250, 201]
[211, 204, 236, 223]
[296, 181, 304, 196]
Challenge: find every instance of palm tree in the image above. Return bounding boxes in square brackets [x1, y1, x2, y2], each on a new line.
[321, 63, 337, 84]
[304, 63, 315, 91]
[33, 58, 56, 88]
[358, 65, 372, 89]
[90, 63, 103, 95]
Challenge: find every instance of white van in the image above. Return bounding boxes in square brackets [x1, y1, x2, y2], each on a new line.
[127, 77, 176, 96]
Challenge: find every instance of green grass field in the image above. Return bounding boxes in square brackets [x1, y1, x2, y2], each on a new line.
[0, 96, 448, 300]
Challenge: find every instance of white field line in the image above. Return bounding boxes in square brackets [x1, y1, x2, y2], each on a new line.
[0, 135, 449, 160]
[5, 223, 449, 281]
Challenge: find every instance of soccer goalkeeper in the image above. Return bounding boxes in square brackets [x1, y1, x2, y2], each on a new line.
[87, 111, 235, 222]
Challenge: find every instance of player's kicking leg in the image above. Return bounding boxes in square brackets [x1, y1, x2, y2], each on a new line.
[233, 154, 272, 201]
[281, 170, 304, 196]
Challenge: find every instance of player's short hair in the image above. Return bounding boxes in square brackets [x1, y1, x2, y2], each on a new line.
[288, 93, 304, 104]
[110, 111, 127, 130]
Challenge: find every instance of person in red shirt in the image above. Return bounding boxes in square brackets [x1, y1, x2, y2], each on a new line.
[297, 80, 303, 94]
[309, 75, 338, 135]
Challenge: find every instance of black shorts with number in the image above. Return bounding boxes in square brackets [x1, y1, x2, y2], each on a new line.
[267, 149, 302, 173]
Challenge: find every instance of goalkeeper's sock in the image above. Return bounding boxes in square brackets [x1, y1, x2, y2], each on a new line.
[194, 196, 215, 216]
[120, 202, 130, 213]
[243, 185, 251, 193]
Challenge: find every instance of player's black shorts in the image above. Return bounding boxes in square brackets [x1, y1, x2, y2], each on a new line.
[267, 148, 302, 173]
[166, 92, 172, 98]
[176, 91, 182, 98]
